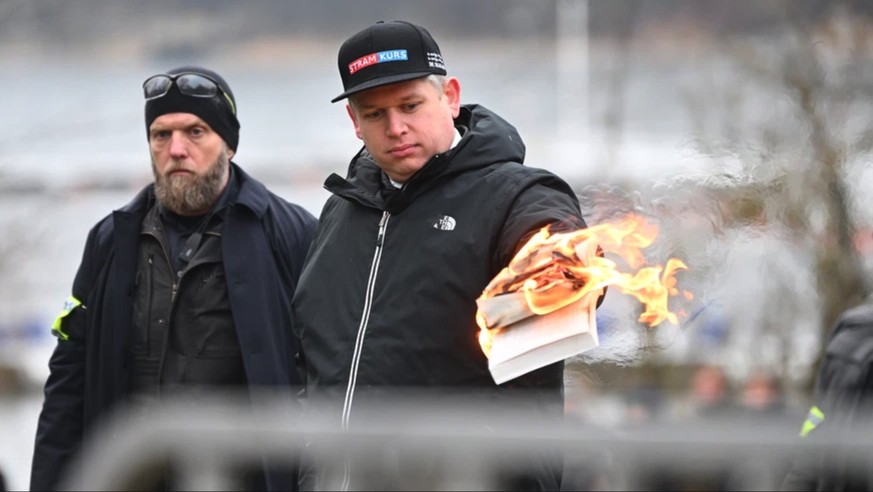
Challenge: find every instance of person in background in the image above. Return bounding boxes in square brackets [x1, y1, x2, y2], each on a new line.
[688, 363, 737, 419]
[292, 20, 601, 491]
[782, 300, 873, 491]
[723, 369, 798, 489]
[739, 369, 789, 418]
[31, 66, 317, 491]
[656, 364, 738, 491]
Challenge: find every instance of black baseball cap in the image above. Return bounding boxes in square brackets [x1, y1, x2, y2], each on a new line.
[331, 20, 447, 103]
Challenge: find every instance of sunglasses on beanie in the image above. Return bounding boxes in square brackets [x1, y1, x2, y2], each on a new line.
[142, 72, 237, 115]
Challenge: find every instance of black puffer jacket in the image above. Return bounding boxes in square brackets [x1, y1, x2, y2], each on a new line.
[293, 105, 586, 490]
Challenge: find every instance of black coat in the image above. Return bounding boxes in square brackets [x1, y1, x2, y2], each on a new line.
[292, 104, 586, 490]
[31, 164, 317, 491]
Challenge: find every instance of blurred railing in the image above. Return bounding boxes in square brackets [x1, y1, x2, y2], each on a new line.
[57, 390, 872, 491]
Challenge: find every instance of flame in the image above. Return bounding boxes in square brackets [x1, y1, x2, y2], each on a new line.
[476, 213, 692, 357]
[477, 317, 494, 358]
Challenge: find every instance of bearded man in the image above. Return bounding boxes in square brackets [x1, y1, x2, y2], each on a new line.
[31, 66, 317, 491]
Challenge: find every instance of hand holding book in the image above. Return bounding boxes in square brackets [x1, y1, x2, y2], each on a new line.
[476, 215, 692, 384]
[476, 229, 603, 384]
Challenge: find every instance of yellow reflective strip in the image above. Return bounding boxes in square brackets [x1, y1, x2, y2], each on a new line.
[799, 405, 825, 437]
[51, 296, 82, 341]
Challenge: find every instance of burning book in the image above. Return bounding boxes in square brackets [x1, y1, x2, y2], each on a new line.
[478, 290, 599, 385]
[476, 214, 691, 384]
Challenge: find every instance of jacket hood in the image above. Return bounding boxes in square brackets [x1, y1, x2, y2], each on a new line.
[439, 103, 526, 176]
[324, 104, 526, 213]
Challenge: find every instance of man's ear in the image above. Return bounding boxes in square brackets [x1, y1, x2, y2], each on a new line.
[444, 77, 461, 118]
[346, 103, 363, 140]
[227, 148, 235, 160]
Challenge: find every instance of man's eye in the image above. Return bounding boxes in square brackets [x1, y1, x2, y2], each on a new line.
[363, 110, 383, 121]
[151, 130, 170, 140]
[190, 127, 205, 136]
[403, 103, 420, 112]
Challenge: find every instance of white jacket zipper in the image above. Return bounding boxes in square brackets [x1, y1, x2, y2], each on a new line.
[342, 210, 390, 427]
[341, 210, 389, 490]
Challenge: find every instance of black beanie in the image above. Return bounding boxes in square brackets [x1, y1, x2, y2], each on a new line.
[144, 65, 240, 151]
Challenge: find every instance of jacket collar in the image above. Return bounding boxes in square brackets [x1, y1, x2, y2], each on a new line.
[231, 163, 270, 219]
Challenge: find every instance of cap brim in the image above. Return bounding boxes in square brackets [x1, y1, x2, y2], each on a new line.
[331, 71, 434, 103]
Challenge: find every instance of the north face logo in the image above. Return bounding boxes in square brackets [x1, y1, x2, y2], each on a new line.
[433, 215, 456, 231]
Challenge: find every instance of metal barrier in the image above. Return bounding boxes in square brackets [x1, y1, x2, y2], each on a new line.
[57, 390, 873, 491]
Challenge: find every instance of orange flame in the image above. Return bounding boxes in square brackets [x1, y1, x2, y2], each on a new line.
[476, 213, 692, 357]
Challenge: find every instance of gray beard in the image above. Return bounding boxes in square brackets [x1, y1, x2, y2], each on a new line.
[152, 152, 229, 216]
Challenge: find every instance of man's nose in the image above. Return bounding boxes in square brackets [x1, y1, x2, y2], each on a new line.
[168, 132, 188, 158]
[384, 111, 407, 137]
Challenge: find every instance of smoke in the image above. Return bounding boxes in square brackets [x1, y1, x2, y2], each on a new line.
[568, 171, 821, 377]
[569, 292, 647, 366]
[566, 179, 719, 367]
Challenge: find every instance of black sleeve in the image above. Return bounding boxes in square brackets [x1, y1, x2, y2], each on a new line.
[780, 413, 824, 491]
[781, 322, 873, 491]
[266, 199, 318, 387]
[268, 200, 318, 292]
[497, 177, 606, 308]
[497, 180, 585, 268]
[31, 225, 99, 491]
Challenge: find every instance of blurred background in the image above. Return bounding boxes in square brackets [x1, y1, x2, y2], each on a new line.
[2, 0, 873, 489]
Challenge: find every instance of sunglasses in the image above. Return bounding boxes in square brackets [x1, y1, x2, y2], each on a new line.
[142, 72, 237, 115]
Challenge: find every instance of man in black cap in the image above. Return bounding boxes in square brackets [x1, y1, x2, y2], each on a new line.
[31, 66, 317, 491]
[293, 21, 598, 491]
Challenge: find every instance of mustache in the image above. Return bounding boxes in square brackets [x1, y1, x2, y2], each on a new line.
[163, 162, 194, 175]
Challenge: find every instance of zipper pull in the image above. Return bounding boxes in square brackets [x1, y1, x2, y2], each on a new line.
[376, 212, 389, 247]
